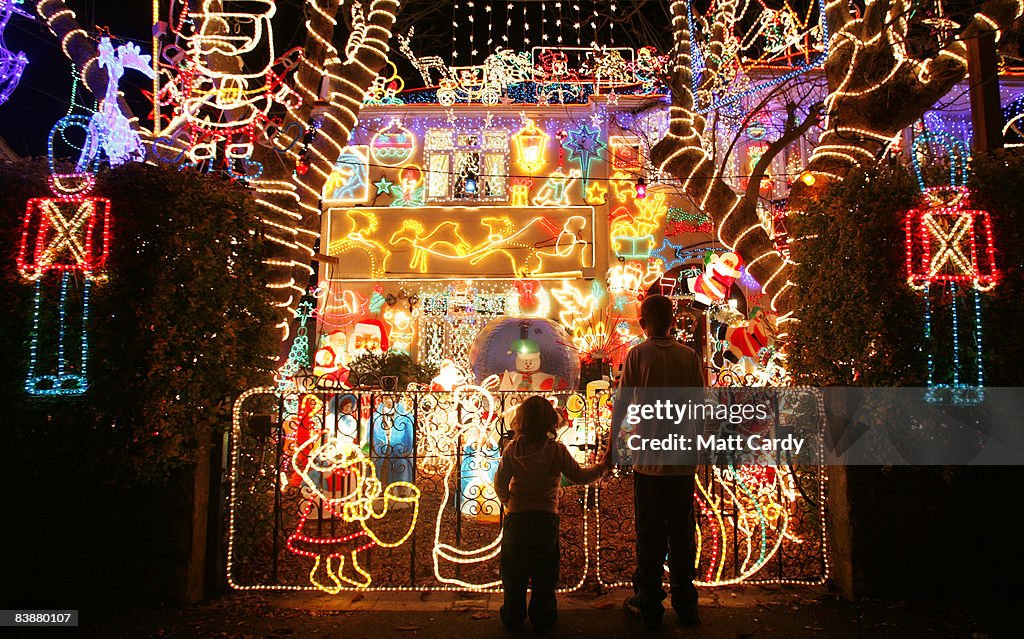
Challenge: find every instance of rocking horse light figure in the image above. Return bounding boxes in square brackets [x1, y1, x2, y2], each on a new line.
[77, 37, 155, 171]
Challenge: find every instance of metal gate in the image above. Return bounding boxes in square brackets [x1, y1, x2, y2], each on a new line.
[227, 387, 827, 592]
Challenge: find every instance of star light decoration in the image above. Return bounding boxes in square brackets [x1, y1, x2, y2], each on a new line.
[374, 176, 395, 195]
[562, 124, 604, 189]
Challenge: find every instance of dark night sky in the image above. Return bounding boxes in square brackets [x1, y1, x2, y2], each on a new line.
[1, 2, 151, 156]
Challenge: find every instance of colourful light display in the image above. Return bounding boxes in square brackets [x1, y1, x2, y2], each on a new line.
[371, 119, 417, 167]
[531, 168, 581, 206]
[231, 83, 836, 593]
[689, 0, 829, 113]
[17, 189, 110, 396]
[78, 37, 155, 170]
[324, 205, 593, 280]
[230, 385, 827, 592]
[157, 0, 302, 170]
[287, 415, 421, 591]
[324, 146, 370, 203]
[561, 123, 602, 187]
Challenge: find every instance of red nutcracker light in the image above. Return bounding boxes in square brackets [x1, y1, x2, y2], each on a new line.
[17, 173, 111, 396]
[904, 134, 998, 405]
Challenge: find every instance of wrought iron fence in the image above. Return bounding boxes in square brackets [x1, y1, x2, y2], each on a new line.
[227, 387, 827, 592]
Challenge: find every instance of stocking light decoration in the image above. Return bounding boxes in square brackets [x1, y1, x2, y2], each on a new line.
[904, 133, 998, 404]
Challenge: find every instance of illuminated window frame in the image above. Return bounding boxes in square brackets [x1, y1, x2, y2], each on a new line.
[424, 128, 510, 203]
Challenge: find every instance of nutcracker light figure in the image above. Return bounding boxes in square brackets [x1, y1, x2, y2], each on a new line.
[17, 169, 110, 395]
[904, 133, 998, 404]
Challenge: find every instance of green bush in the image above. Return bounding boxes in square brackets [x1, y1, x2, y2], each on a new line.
[787, 162, 926, 386]
[1, 161, 284, 485]
[967, 150, 1024, 386]
[347, 350, 438, 386]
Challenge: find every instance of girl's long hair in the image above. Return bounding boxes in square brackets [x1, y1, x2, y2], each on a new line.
[512, 395, 560, 443]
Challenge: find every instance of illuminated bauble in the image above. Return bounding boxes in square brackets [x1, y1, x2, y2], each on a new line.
[370, 121, 416, 167]
[746, 120, 768, 140]
[467, 317, 580, 389]
[798, 171, 816, 187]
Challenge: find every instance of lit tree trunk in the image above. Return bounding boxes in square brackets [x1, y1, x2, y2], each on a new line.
[652, 0, 802, 311]
[790, 0, 1024, 205]
[250, 0, 402, 323]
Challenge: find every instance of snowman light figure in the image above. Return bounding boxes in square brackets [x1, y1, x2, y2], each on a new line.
[499, 325, 562, 391]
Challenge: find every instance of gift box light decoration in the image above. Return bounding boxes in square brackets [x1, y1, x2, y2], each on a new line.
[904, 133, 998, 404]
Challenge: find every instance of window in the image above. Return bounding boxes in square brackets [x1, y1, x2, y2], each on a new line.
[425, 128, 509, 202]
[418, 291, 508, 370]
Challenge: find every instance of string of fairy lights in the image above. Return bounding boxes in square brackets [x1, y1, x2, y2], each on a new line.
[449, 0, 632, 65]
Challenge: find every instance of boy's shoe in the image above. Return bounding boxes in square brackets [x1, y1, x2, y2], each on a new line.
[500, 606, 525, 631]
[674, 606, 701, 627]
[624, 596, 663, 630]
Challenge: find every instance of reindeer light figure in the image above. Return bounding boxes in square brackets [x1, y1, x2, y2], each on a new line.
[395, 27, 452, 87]
[78, 37, 155, 171]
